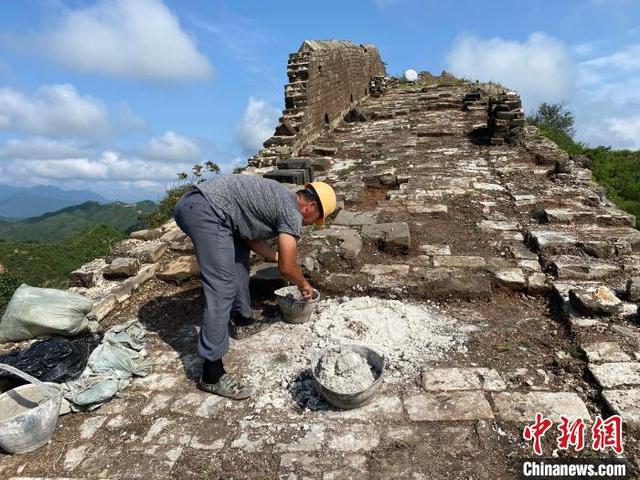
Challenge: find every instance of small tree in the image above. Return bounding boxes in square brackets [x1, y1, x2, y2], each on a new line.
[528, 102, 575, 137]
[145, 160, 221, 228]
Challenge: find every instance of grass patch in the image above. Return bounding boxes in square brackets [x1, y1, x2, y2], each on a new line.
[532, 124, 640, 229]
[0, 224, 124, 316]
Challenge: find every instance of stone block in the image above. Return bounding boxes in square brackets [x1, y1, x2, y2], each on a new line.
[527, 273, 549, 294]
[127, 264, 157, 291]
[528, 230, 578, 252]
[69, 269, 96, 288]
[478, 220, 518, 231]
[309, 157, 333, 171]
[112, 281, 134, 303]
[333, 209, 378, 227]
[421, 367, 506, 391]
[157, 256, 200, 283]
[410, 267, 493, 300]
[310, 227, 363, 261]
[130, 228, 163, 240]
[363, 173, 398, 188]
[602, 390, 640, 429]
[588, 362, 640, 389]
[406, 204, 447, 214]
[361, 222, 410, 254]
[419, 244, 451, 256]
[310, 145, 338, 156]
[432, 256, 485, 268]
[361, 264, 410, 276]
[492, 392, 590, 422]
[627, 277, 640, 302]
[263, 169, 307, 185]
[129, 242, 167, 264]
[552, 256, 620, 280]
[103, 257, 140, 278]
[276, 158, 314, 182]
[169, 236, 194, 253]
[569, 286, 623, 316]
[404, 392, 494, 421]
[160, 230, 186, 243]
[326, 424, 379, 451]
[90, 295, 117, 322]
[473, 182, 505, 192]
[518, 260, 541, 272]
[544, 208, 595, 224]
[493, 268, 526, 290]
[582, 342, 631, 363]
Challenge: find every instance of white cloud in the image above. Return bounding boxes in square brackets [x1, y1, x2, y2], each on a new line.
[605, 116, 640, 149]
[581, 43, 640, 71]
[0, 84, 109, 137]
[37, 0, 212, 81]
[446, 32, 576, 108]
[573, 41, 640, 148]
[0, 137, 87, 159]
[4, 150, 192, 182]
[116, 102, 147, 131]
[235, 97, 280, 155]
[145, 131, 201, 162]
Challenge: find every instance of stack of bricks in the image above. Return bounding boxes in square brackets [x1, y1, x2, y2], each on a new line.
[370, 75, 396, 97]
[249, 40, 385, 168]
[462, 91, 487, 112]
[487, 91, 525, 146]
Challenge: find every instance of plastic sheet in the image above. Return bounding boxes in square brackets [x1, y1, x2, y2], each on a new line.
[0, 334, 102, 385]
[0, 285, 95, 343]
[61, 319, 151, 410]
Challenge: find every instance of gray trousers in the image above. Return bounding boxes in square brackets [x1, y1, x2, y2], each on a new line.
[174, 188, 251, 361]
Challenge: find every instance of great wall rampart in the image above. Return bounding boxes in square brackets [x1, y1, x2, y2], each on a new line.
[1, 39, 638, 478]
[250, 40, 385, 168]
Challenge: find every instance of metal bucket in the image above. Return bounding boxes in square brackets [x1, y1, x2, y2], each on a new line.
[0, 363, 62, 454]
[311, 345, 385, 410]
[274, 286, 320, 324]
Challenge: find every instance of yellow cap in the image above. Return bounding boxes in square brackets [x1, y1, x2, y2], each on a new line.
[305, 181, 336, 226]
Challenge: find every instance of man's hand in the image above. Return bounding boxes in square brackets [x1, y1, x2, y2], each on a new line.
[299, 280, 314, 301]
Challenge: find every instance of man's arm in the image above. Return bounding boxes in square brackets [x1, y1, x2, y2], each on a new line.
[245, 239, 278, 263]
[277, 233, 313, 300]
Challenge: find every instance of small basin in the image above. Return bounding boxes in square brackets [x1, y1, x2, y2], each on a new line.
[311, 345, 385, 410]
[274, 286, 320, 324]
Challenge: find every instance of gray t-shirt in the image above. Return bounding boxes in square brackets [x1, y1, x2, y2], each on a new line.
[196, 175, 302, 240]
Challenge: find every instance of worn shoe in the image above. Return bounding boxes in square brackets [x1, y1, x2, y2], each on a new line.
[229, 313, 270, 340]
[197, 373, 253, 400]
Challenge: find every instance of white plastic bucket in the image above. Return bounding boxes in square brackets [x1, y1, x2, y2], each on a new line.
[0, 363, 62, 454]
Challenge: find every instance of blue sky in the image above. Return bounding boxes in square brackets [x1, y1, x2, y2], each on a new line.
[0, 0, 639, 202]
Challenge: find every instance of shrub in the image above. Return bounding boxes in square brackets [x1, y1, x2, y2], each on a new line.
[144, 161, 220, 228]
[0, 271, 22, 313]
[528, 102, 575, 137]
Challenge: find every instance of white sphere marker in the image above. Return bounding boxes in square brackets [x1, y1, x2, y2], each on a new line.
[403, 69, 418, 82]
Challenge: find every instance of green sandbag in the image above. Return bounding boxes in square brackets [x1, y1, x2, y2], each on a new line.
[0, 284, 94, 343]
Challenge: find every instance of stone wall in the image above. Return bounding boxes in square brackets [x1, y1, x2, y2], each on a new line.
[487, 91, 525, 146]
[249, 40, 385, 167]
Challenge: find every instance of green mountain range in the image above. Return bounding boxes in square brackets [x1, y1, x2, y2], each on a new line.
[0, 200, 156, 243]
[0, 184, 108, 218]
